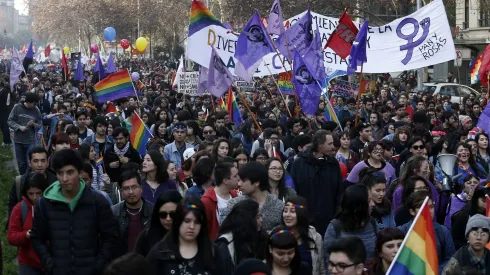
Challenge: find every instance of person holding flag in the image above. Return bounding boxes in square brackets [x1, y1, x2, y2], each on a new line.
[104, 127, 142, 183]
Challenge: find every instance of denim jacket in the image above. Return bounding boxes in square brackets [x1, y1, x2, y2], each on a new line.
[163, 142, 193, 168]
[82, 134, 114, 157]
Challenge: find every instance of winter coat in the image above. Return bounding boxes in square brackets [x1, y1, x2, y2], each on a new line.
[7, 196, 42, 269]
[308, 226, 326, 275]
[290, 149, 344, 236]
[201, 187, 237, 240]
[442, 245, 490, 275]
[30, 181, 117, 275]
[103, 144, 142, 183]
[111, 199, 154, 255]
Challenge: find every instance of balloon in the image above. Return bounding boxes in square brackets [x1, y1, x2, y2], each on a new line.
[90, 44, 98, 54]
[120, 39, 130, 50]
[104, 27, 116, 41]
[49, 49, 60, 63]
[63, 46, 70, 54]
[135, 37, 148, 52]
[131, 72, 140, 82]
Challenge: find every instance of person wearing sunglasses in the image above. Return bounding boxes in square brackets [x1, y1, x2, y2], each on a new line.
[134, 190, 182, 257]
[112, 170, 154, 257]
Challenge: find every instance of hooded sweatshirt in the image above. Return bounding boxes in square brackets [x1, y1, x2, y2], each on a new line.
[7, 102, 42, 144]
[43, 180, 85, 212]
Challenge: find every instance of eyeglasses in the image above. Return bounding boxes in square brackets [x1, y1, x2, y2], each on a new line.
[159, 211, 176, 219]
[412, 145, 424, 150]
[469, 230, 490, 238]
[414, 186, 429, 191]
[269, 167, 283, 172]
[328, 261, 360, 272]
[121, 185, 141, 192]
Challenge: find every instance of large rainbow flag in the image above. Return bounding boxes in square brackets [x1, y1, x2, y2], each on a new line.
[226, 88, 243, 127]
[469, 55, 482, 85]
[188, 0, 225, 36]
[94, 69, 136, 103]
[387, 197, 438, 275]
[130, 112, 153, 157]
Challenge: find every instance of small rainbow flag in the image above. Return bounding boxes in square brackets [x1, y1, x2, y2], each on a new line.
[130, 112, 153, 157]
[106, 102, 119, 115]
[324, 99, 342, 131]
[226, 88, 243, 127]
[188, 0, 225, 36]
[469, 55, 482, 85]
[137, 80, 145, 91]
[94, 69, 136, 103]
[387, 196, 438, 275]
[95, 156, 103, 167]
[217, 97, 227, 110]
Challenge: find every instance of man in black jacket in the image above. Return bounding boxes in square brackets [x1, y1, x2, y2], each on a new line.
[112, 170, 153, 255]
[104, 127, 142, 183]
[290, 130, 343, 236]
[31, 149, 117, 275]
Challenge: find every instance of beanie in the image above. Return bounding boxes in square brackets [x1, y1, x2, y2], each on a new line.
[465, 214, 490, 237]
[233, 258, 271, 275]
[459, 115, 472, 127]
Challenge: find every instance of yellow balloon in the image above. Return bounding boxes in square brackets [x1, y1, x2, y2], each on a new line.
[63, 46, 70, 54]
[135, 37, 148, 52]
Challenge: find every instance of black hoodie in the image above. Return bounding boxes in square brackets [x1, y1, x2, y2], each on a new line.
[290, 148, 344, 236]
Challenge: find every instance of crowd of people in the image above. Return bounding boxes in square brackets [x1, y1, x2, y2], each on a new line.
[1, 59, 490, 275]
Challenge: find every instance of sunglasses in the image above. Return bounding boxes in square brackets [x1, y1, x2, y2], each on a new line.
[412, 145, 424, 150]
[159, 211, 175, 219]
[203, 130, 213, 134]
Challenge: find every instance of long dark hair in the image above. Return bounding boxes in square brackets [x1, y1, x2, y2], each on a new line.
[369, 228, 405, 275]
[266, 225, 302, 275]
[145, 150, 170, 183]
[21, 172, 48, 198]
[401, 176, 428, 204]
[212, 138, 232, 161]
[145, 190, 183, 251]
[218, 199, 266, 262]
[283, 196, 316, 251]
[153, 120, 169, 141]
[169, 197, 214, 271]
[265, 157, 287, 200]
[455, 143, 488, 179]
[359, 168, 391, 217]
[337, 185, 371, 231]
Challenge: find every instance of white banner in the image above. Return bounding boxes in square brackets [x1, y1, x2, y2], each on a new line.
[177, 72, 199, 96]
[186, 0, 454, 76]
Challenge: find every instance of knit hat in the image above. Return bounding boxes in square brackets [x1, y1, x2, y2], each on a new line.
[465, 214, 490, 237]
[233, 259, 271, 275]
[459, 115, 472, 127]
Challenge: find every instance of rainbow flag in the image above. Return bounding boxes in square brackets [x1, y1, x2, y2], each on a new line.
[217, 97, 227, 110]
[94, 69, 136, 103]
[130, 112, 153, 157]
[324, 99, 342, 131]
[95, 156, 103, 167]
[188, 0, 225, 36]
[226, 88, 243, 127]
[469, 55, 482, 85]
[387, 197, 438, 275]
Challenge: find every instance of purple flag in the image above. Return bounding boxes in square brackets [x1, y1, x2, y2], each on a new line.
[235, 11, 275, 75]
[302, 23, 326, 84]
[267, 0, 285, 35]
[94, 54, 106, 79]
[207, 47, 233, 97]
[74, 55, 84, 81]
[105, 53, 116, 73]
[275, 7, 313, 59]
[292, 51, 321, 115]
[347, 20, 368, 75]
[197, 65, 208, 95]
[477, 102, 490, 134]
[23, 39, 34, 71]
[10, 48, 24, 92]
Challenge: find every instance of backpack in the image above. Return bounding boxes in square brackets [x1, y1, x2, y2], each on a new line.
[20, 200, 28, 226]
[330, 218, 378, 239]
[15, 175, 22, 202]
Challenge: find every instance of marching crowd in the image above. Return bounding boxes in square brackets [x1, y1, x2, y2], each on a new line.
[1, 61, 490, 275]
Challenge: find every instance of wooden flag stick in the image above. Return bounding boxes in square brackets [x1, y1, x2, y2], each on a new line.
[263, 61, 293, 117]
[237, 88, 262, 132]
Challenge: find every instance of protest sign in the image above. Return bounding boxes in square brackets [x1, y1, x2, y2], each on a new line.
[234, 80, 255, 92]
[187, 0, 454, 75]
[177, 72, 199, 96]
[277, 72, 295, 95]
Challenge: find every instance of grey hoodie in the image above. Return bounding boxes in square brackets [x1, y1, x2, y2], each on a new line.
[7, 102, 42, 144]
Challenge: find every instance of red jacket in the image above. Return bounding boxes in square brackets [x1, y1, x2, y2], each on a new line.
[7, 196, 42, 269]
[201, 187, 237, 240]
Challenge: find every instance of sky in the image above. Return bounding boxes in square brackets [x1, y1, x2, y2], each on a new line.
[14, 0, 28, 15]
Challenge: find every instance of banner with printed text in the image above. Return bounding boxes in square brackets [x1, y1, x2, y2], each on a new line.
[177, 72, 199, 96]
[187, 0, 454, 76]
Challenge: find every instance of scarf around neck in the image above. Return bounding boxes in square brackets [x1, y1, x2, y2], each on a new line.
[114, 142, 130, 156]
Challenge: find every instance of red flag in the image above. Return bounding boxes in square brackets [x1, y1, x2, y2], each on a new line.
[44, 44, 50, 57]
[479, 44, 490, 87]
[106, 102, 119, 114]
[61, 52, 69, 81]
[324, 9, 359, 60]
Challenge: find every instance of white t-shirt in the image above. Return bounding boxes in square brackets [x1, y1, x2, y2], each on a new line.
[216, 194, 230, 225]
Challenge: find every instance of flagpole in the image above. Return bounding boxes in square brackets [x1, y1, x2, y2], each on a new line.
[128, 70, 143, 106]
[237, 88, 262, 132]
[354, 64, 364, 128]
[385, 196, 430, 274]
[133, 111, 154, 139]
[263, 61, 293, 117]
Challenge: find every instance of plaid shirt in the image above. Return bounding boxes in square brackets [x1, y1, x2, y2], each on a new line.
[468, 246, 487, 274]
